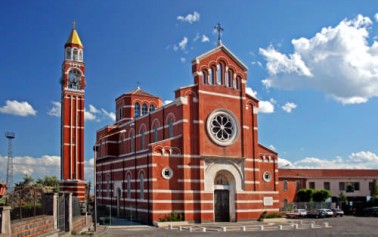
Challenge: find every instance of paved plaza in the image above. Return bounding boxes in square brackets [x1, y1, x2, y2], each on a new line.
[92, 216, 378, 237]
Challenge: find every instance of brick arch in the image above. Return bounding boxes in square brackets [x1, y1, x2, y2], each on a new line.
[128, 128, 135, 137]
[165, 112, 176, 124]
[151, 118, 160, 128]
[139, 123, 147, 134]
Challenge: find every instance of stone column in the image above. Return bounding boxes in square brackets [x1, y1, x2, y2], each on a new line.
[0, 206, 11, 235]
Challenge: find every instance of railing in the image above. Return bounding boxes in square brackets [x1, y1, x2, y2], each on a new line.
[7, 187, 45, 220]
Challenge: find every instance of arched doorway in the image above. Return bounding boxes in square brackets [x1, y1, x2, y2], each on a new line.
[214, 172, 232, 222]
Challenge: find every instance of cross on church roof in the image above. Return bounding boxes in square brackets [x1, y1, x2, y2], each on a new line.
[214, 23, 224, 46]
[72, 21, 77, 29]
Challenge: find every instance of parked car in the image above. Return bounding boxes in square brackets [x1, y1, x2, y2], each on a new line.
[318, 208, 334, 217]
[331, 208, 344, 217]
[286, 209, 307, 218]
[306, 210, 326, 218]
[357, 207, 378, 217]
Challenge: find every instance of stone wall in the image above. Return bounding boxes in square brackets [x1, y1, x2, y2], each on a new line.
[11, 215, 56, 237]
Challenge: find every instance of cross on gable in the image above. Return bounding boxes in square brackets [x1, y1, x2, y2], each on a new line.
[214, 23, 224, 46]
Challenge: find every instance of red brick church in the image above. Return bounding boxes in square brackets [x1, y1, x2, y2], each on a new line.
[95, 38, 279, 223]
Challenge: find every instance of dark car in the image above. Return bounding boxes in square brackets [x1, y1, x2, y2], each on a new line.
[358, 207, 378, 217]
[306, 210, 326, 218]
[331, 208, 344, 217]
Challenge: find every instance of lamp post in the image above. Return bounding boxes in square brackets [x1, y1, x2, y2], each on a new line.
[93, 145, 99, 231]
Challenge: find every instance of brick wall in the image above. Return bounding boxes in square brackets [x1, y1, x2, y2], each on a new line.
[11, 215, 54, 237]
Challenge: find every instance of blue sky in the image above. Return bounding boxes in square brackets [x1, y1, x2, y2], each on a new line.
[1, 1, 378, 184]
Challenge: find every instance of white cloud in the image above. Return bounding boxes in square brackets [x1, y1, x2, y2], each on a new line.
[178, 37, 188, 50]
[259, 99, 275, 113]
[101, 108, 116, 121]
[375, 13, 378, 22]
[84, 109, 97, 121]
[260, 14, 378, 105]
[201, 34, 210, 43]
[269, 145, 276, 151]
[164, 100, 173, 105]
[278, 157, 293, 168]
[193, 33, 200, 42]
[282, 102, 297, 113]
[0, 155, 60, 183]
[89, 104, 101, 114]
[0, 100, 37, 117]
[177, 11, 200, 24]
[287, 150, 378, 169]
[47, 101, 61, 117]
[180, 57, 186, 63]
[246, 87, 258, 98]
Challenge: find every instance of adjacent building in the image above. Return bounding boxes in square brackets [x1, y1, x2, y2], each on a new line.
[278, 169, 378, 207]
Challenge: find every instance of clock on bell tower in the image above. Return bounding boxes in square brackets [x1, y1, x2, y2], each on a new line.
[60, 22, 86, 202]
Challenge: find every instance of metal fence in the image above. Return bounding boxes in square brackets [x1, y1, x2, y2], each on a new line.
[281, 202, 334, 211]
[7, 187, 45, 220]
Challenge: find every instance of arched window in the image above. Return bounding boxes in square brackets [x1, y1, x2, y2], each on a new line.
[73, 48, 78, 61]
[153, 125, 158, 142]
[208, 68, 213, 85]
[141, 128, 145, 150]
[217, 64, 221, 85]
[79, 50, 83, 61]
[228, 70, 234, 88]
[168, 118, 174, 138]
[284, 199, 288, 207]
[283, 180, 288, 192]
[134, 103, 140, 117]
[225, 70, 230, 87]
[233, 77, 238, 89]
[130, 132, 135, 152]
[149, 104, 155, 112]
[142, 103, 148, 116]
[66, 48, 71, 60]
[127, 174, 131, 199]
[202, 70, 208, 84]
[139, 172, 144, 200]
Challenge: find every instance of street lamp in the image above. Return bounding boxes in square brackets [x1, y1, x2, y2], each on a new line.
[93, 145, 99, 231]
[93, 129, 126, 230]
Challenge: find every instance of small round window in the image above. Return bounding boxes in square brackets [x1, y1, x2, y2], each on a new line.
[263, 171, 272, 182]
[206, 110, 239, 146]
[161, 167, 173, 180]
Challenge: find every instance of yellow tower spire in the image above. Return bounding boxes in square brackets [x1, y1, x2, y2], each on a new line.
[66, 21, 83, 47]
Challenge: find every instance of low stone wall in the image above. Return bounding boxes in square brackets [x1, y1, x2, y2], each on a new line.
[11, 215, 55, 237]
[72, 214, 92, 233]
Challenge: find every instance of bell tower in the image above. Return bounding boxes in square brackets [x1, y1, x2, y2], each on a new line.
[60, 22, 86, 202]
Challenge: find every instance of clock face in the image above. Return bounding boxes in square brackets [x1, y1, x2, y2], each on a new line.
[206, 109, 239, 146]
[68, 68, 81, 90]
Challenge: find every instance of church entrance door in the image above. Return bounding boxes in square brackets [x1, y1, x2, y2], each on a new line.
[214, 190, 230, 222]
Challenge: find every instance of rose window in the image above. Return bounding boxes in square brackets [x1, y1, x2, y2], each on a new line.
[206, 110, 239, 146]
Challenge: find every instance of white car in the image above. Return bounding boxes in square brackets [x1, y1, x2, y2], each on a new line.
[318, 208, 334, 217]
[296, 209, 307, 217]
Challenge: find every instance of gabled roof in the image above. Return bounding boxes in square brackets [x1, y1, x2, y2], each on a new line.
[192, 44, 248, 71]
[66, 29, 83, 47]
[118, 87, 159, 99]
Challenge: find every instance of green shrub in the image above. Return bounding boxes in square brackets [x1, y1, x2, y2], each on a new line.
[265, 213, 282, 218]
[159, 211, 184, 222]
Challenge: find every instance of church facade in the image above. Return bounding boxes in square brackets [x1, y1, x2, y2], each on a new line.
[95, 43, 279, 223]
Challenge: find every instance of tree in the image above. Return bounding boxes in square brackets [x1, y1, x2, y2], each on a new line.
[296, 189, 313, 202]
[15, 174, 35, 188]
[339, 191, 347, 208]
[312, 190, 331, 202]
